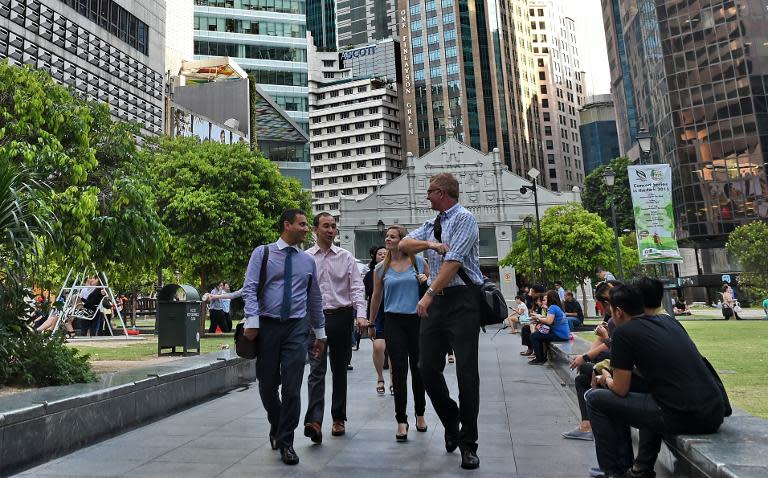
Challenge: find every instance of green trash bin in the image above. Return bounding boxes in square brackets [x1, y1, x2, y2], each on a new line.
[157, 284, 201, 356]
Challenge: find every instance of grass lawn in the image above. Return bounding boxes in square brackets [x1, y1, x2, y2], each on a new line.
[579, 320, 768, 419]
[70, 334, 233, 361]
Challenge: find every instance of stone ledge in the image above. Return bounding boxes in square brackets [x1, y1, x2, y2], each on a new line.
[0, 350, 256, 476]
[548, 338, 768, 478]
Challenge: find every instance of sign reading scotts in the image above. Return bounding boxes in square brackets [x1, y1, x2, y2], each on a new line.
[627, 164, 683, 264]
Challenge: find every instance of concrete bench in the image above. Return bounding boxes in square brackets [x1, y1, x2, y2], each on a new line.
[547, 336, 768, 478]
[0, 350, 256, 475]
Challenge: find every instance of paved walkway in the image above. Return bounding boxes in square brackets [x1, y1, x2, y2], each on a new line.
[16, 329, 600, 478]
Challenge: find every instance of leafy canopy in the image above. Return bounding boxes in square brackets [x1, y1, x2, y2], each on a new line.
[145, 137, 311, 289]
[500, 203, 637, 290]
[726, 221, 768, 297]
[582, 156, 635, 232]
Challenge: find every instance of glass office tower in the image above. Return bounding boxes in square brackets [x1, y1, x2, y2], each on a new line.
[337, 0, 398, 48]
[193, 0, 310, 165]
[307, 0, 336, 51]
[398, 0, 543, 175]
[604, 0, 768, 251]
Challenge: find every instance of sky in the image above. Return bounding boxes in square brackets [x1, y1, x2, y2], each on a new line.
[564, 0, 611, 97]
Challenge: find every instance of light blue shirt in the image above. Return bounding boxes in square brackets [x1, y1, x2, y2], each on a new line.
[208, 288, 223, 310]
[242, 238, 325, 338]
[408, 203, 482, 287]
[557, 287, 565, 302]
[377, 256, 425, 314]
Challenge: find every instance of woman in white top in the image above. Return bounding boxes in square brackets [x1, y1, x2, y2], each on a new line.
[505, 294, 530, 334]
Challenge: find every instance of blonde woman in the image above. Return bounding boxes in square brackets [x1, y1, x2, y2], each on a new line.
[369, 225, 429, 441]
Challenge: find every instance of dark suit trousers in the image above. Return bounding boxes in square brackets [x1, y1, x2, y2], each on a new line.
[256, 316, 309, 449]
[305, 308, 354, 424]
[419, 286, 480, 452]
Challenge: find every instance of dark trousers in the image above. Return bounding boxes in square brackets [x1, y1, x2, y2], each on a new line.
[586, 389, 672, 474]
[575, 362, 594, 421]
[520, 324, 532, 348]
[223, 312, 232, 332]
[256, 316, 309, 449]
[80, 311, 102, 336]
[305, 308, 354, 424]
[208, 309, 225, 333]
[384, 312, 426, 424]
[419, 287, 480, 452]
[530, 330, 567, 361]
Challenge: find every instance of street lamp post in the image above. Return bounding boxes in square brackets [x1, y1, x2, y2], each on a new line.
[523, 216, 535, 282]
[520, 168, 545, 285]
[636, 128, 652, 164]
[603, 166, 624, 281]
[377, 219, 385, 240]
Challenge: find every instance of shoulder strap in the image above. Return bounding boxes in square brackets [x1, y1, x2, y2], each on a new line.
[457, 267, 474, 286]
[408, 254, 421, 274]
[257, 245, 270, 300]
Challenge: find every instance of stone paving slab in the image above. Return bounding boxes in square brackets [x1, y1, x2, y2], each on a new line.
[16, 328, 602, 477]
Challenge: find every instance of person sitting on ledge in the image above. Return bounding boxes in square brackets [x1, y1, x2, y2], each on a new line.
[673, 298, 691, 316]
[585, 282, 725, 478]
[563, 291, 585, 331]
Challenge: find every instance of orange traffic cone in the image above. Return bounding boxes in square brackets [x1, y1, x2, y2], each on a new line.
[215, 325, 222, 333]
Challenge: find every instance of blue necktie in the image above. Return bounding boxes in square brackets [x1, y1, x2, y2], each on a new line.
[281, 247, 296, 319]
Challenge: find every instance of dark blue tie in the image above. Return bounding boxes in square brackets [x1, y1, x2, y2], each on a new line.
[281, 247, 296, 319]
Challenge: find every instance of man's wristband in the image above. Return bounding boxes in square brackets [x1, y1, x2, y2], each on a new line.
[582, 354, 591, 363]
[426, 287, 435, 296]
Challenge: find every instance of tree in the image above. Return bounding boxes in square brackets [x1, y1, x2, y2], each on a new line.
[582, 157, 635, 232]
[726, 222, 768, 297]
[0, 62, 167, 288]
[145, 137, 311, 291]
[500, 203, 637, 308]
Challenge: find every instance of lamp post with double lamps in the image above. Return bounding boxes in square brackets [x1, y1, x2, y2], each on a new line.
[520, 168, 545, 285]
[523, 216, 536, 283]
[602, 166, 624, 281]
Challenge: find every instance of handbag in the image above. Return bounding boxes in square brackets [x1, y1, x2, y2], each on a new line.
[234, 245, 269, 359]
[733, 302, 743, 314]
[409, 255, 428, 298]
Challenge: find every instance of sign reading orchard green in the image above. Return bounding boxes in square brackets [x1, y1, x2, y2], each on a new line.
[627, 165, 683, 264]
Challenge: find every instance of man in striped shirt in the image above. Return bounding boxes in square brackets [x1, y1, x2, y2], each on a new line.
[400, 172, 482, 470]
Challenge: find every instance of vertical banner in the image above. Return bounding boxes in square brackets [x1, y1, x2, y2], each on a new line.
[627, 164, 683, 264]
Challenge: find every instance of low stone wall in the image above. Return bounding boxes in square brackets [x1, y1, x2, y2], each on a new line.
[0, 350, 256, 476]
[548, 338, 768, 478]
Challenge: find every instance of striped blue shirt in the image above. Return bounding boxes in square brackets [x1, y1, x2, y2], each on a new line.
[408, 203, 482, 287]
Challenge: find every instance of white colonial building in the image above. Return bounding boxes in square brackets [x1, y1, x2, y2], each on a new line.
[338, 129, 580, 302]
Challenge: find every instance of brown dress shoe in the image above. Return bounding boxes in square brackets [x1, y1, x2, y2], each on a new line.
[331, 421, 346, 436]
[304, 421, 322, 444]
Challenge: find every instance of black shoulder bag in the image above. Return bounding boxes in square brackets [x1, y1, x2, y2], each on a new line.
[235, 245, 269, 359]
[433, 216, 507, 328]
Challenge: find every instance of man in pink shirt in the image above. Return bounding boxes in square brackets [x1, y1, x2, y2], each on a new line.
[303, 212, 367, 442]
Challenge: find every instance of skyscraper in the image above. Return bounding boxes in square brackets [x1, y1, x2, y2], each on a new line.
[602, 0, 768, 260]
[579, 95, 620, 175]
[193, 1, 310, 166]
[0, 0, 165, 135]
[307, 0, 337, 51]
[337, 0, 397, 48]
[398, 0, 543, 176]
[531, 0, 586, 192]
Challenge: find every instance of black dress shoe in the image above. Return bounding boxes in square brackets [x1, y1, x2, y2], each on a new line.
[445, 430, 460, 453]
[460, 449, 480, 470]
[280, 446, 299, 465]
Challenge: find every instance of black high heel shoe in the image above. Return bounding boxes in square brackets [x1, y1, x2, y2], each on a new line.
[396, 423, 409, 442]
[415, 417, 428, 433]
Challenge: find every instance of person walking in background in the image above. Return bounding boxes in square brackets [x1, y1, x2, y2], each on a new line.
[555, 281, 566, 303]
[364, 245, 389, 395]
[207, 281, 226, 333]
[304, 213, 367, 442]
[241, 208, 326, 466]
[400, 172, 483, 470]
[368, 225, 430, 442]
[597, 267, 617, 282]
[221, 282, 233, 332]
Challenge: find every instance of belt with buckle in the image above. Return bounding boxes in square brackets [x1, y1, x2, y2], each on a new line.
[260, 315, 300, 323]
[324, 306, 353, 315]
[434, 285, 469, 296]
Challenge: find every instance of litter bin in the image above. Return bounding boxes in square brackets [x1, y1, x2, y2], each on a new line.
[157, 284, 201, 356]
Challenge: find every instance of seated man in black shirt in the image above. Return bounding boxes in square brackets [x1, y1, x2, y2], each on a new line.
[585, 283, 725, 478]
[563, 291, 584, 331]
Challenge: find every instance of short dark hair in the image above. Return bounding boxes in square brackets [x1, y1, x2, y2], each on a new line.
[631, 277, 664, 309]
[531, 284, 547, 294]
[278, 208, 306, 232]
[313, 211, 334, 228]
[554, 281, 562, 287]
[565, 291, 574, 298]
[595, 279, 623, 304]
[515, 294, 525, 301]
[608, 284, 645, 316]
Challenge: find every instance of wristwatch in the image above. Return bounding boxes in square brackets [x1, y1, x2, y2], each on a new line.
[581, 354, 591, 363]
[426, 287, 435, 296]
